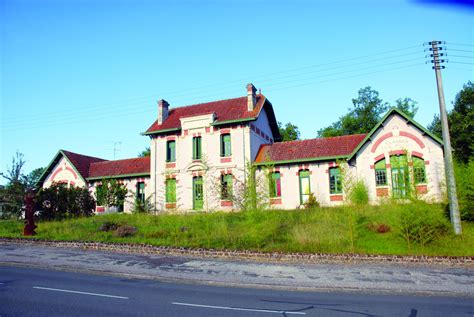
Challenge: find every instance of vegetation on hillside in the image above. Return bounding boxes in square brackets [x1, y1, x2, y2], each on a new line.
[0, 202, 472, 256]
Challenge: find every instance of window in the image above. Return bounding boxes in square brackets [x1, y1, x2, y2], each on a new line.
[165, 179, 176, 203]
[192, 137, 202, 160]
[269, 172, 281, 198]
[299, 170, 311, 204]
[374, 158, 387, 186]
[220, 134, 231, 157]
[166, 140, 176, 162]
[413, 157, 426, 184]
[329, 167, 342, 194]
[221, 174, 233, 200]
[136, 182, 145, 203]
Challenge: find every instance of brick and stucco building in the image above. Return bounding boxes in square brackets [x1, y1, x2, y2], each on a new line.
[37, 83, 445, 213]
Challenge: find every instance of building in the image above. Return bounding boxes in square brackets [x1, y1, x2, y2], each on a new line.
[37, 84, 446, 213]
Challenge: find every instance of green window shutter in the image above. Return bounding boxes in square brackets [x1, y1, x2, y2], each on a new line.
[220, 134, 231, 157]
[269, 172, 281, 198]
[329, 167, 342, 194]
[299, 170, 311, 204]
[166, 179, 176, 203]
[193, 137, 202, 160]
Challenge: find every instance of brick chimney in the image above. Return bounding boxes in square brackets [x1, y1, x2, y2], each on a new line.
[157, 99, 169, 125]
[246, 83, 257, 111]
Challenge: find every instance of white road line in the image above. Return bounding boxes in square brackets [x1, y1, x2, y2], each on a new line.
[33, 286, 129, 299]
[172, 302, 306, 315]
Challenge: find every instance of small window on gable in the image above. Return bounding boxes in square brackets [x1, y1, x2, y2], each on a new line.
[165, 179, 176, 203]
[193, 137, 202, 160]
[269, 172, 281, 198]
[329, 167, 342, 194]
[220, 134, 231, 157]
[374, 158, 387, 186]
[413, 156, 426, 184]
[221, 174, 233, 200]
[166, 140, 176, 162]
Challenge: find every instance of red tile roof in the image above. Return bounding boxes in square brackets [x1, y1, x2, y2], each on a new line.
[254, 134, 367, 163]
[88, 157, 150, 179]
[144, 95, 266, 134]
[61, 150, 106, 180]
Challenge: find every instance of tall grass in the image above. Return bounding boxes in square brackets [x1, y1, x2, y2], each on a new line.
[0, 202, 472, 256]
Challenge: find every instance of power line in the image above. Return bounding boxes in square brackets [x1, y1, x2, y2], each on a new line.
[2, 61, 424, 131]
[449, 61, 474, 65]
[3, 44, 422, 122]
[447, 42, 474, 47]
[4, 55, 424, 127]
[448, 49, 474, 53]
[448, 55, 474, 59]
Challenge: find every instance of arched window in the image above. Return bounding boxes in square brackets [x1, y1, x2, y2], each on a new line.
[413, 156, 426, 184]
[374, 158, 387, 186]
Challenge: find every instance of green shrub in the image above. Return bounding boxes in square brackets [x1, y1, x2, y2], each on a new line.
[132, 197, 154, 214]
[348, 180, 369, 205]
[453, 160, 474, 221]
[398, 202, 450, 249]
[35, 183, 95, 220]
[304, 193, 319, 209]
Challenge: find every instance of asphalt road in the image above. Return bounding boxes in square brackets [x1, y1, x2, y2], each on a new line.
[1, 265, 473, 317]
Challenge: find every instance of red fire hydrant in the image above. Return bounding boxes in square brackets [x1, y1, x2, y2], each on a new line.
[23, 191, 37, 236]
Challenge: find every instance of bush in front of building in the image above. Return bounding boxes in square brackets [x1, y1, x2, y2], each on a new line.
[398, 201, 450, 249]
[348, 180, 370, 206]
[453, 160, 474, 222]
[35, 182, 95, 220]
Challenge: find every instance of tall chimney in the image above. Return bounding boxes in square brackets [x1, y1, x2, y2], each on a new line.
[246, 83, 257, 111]
[157, 99, 169, 125]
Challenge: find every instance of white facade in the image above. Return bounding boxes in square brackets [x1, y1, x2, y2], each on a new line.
[39, 86, 446, 213]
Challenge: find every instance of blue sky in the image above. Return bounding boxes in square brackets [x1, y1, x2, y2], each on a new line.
[1, 0, 472, 183]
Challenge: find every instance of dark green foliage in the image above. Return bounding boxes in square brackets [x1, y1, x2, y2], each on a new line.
[0, 152, 44, 219]
[348, 181, 369, 205]
[133, 196, 154, 214]
[138, 147, 151, 157]
[452, 160, 474, 221]
[428, 81, 474, 164]
[304, 193, 319, 209]
[399, 202, 450, 248]
[318, 87, 418, 137]
[35, 183, 95, 220]
[95, 179, 128, 208]
[278, 122, 301, 141]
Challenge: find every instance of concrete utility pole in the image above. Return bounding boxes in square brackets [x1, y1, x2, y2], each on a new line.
[429, 40, 462, 235]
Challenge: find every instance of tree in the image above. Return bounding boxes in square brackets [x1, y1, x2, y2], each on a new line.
[278, 122, 301, 141]
[25, 167, 46, 190]
[35, 183, 95, 220]
[138, 146, 150, 157]
[0, 152, 27, 218]
[428, 81, 474, 164]
[318, 87, 418, 137]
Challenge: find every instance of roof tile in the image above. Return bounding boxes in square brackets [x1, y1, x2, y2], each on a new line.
[255, 134, 367, 163]
[89, 157, 150, 179]
[145, 95, 265, 134]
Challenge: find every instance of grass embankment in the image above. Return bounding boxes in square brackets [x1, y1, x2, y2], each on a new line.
[1, 203, 473, 256]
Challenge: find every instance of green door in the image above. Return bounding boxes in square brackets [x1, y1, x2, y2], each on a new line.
[390, 155, 410, 198]
[193, 176, 204, 210]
